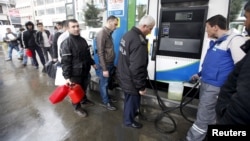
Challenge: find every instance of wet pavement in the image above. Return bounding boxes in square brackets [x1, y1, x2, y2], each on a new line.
[0, 45, 194, 141]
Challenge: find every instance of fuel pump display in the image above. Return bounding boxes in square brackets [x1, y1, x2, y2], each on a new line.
[158, 7, 208, 58]
[155, 7, 208, 83]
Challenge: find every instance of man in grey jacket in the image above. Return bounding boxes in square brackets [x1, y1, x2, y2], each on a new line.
[96, 15, 118, 111]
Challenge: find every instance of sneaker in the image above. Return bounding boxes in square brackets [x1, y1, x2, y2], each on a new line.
[81, 99, 95, 107]
[125, 121, 143, 129]
[5, 58, 12, 61]
[74, 107, 88, 117]
[42, 67, 46, 73]
[100, 102, 117, 111]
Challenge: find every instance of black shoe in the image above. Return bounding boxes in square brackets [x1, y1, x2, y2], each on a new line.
[126, 121, 143, 129]
[75, 107, 88, 117]
[42, 67, 46, 73]
[100, 102, 117, 111]
[81, 99, 95, 107]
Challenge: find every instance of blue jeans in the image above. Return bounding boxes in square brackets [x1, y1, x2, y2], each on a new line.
[97, 64, 114, 104]
[7, 44, 19, 59]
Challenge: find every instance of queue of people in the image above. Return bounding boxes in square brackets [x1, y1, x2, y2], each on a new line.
[3, 2, 250, 134]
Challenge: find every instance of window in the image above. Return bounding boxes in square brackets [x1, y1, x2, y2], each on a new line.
[37, 0, 44, 5]
[46, 8, 55, 15]
[56, 6, 66, 14]
[37, 10, 45, 16]
[46, 0, 54, 3]
[0, 5, 3, 13]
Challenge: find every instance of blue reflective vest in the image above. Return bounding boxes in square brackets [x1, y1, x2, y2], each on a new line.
[201, 35, 234, 87]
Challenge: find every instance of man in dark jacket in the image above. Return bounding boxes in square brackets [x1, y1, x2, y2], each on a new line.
[215, 1, 250, 125]
[117, 15, 155, 128]
[22, 21, 45, 69]
[36, 22, 52, 63]
[60, 19, 95, 117]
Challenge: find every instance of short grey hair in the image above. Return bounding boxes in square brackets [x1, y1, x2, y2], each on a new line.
[138, 15, 155, 27]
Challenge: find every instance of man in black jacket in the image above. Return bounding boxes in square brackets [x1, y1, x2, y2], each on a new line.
[117, 15, 155, 128]
[22, 21, 45, 69]
[215, 1, 250, 125]
[36, 22, 52, 63]
[60, 19, 95, 117]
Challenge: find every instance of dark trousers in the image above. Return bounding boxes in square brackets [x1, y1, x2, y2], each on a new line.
[71, 74, 91, 110]
[30, 45, 45, 67]
[41, 46, 52, 63]
[123, 92, 141, 125]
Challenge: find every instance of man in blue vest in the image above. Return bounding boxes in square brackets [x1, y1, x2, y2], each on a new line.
[185, 15, 246, 141]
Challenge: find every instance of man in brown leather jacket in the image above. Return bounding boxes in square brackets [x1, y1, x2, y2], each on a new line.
[96, 15, 118, 111]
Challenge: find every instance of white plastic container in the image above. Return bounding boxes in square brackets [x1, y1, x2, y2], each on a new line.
[167, 82, 184, 101]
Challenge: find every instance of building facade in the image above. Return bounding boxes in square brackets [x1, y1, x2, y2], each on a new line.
[15, 0, 34, 26]
[0, 0, 15, 25]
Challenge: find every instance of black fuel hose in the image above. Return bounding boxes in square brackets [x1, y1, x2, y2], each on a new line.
[139, 78, 200, 134]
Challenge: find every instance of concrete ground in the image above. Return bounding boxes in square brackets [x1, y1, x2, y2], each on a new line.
[0, 45, 195, 141]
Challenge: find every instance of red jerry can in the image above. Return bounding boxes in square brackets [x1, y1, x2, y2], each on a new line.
[68, 84, 85, 104]
[26, 49, 32, 57]
[49, 85, 69, 104]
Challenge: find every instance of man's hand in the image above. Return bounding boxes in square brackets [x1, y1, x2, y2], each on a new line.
[53, 58, 58, 62]
[103, 71, 109, 77]
[66, 79, 72, 85]
[139, 89, 146, 95]
[92, 64, 97, 70]
[191, 74, 200, 81]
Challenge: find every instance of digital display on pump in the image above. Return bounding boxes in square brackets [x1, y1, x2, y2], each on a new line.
[175, 12, 193, 21]
[158, 6, 208, 59]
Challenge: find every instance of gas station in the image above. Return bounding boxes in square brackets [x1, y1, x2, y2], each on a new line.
[0, 0, 247, 140]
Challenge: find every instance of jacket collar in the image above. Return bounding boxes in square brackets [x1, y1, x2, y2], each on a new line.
[103, 26, 113, 36]
[132, 26, 145, 38]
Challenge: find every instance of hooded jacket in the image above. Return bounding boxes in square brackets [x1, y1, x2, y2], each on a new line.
[21, 21, 38, 49]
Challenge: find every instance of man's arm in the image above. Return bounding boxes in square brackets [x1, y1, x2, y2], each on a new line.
[21, 32, 28, 49]
[230, 36, 246, 64]
[96, 31, 107, 71]
[52, 32, 61, 59]
[60, 40, 72, 80]
[35, 32, 41, 47]
[129, 43, 148, 91]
